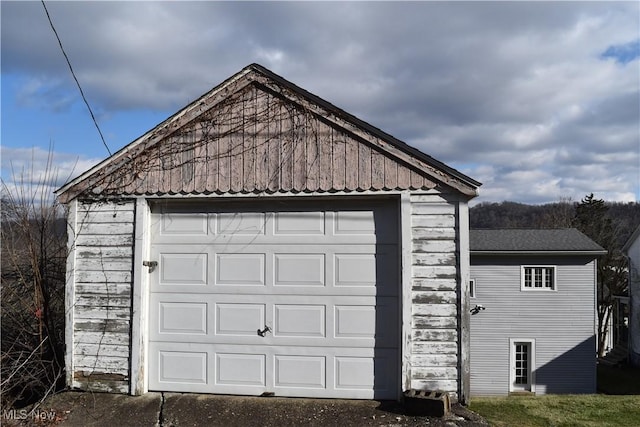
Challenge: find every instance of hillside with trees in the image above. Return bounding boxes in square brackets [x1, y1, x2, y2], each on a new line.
[470, 199, 640, 247]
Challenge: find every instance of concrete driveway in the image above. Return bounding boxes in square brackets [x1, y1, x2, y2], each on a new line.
[14, 391, 488, 427]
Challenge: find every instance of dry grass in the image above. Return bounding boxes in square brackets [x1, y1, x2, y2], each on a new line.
[469, 351, 640, 426]
[469, 394, 640, 427]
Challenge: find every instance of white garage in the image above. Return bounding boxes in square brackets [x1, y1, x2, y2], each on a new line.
[57, 64, 479, 402]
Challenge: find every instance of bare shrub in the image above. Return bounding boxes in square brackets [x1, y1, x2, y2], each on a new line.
[1, 149, 67, 408]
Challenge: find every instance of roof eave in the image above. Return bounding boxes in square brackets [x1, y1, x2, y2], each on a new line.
[471, 250, 608, 256]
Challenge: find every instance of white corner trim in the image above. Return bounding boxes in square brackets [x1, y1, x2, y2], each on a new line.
[64, 199, 78, 388]
[400, 192, 412, 396]
[457, 199, 471, 404]
[130, 198, 151, 395]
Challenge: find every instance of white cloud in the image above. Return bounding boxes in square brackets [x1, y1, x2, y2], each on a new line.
[1, 146, 101, 203]
[1, 1, 638, 205]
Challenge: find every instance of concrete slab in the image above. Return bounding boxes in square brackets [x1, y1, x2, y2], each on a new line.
[161, 393, 403, 426]
[26, 391, 487, 426]
[35, 391, 161, 427]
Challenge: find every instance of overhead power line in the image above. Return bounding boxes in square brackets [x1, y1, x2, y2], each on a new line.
[41, 0, 112, 156]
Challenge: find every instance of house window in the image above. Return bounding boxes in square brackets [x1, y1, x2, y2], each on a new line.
[469, 279, 476, 298]
[521, 266, 555, 290]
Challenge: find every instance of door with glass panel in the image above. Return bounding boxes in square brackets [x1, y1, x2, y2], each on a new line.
[510, 340, 534, 392]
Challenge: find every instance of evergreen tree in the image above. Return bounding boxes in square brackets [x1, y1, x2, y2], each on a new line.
[572, 194, 628, 357]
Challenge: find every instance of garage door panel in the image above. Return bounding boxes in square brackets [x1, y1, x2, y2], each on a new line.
[274, 355, 326, 388]
[149, 343, 398, 398]
[216, 353, 266, 386]
[336, 357, 374, 389]
[274, 254, 325, 286]
[153, 234, 382, 245]
[215, 254, 265, 286]
[334, 253, 376, 286]
[149, 199, 399, 399]
[216, 212, 266, 235]
[334, 210, 375, 234]
[334, 248, 397, 292]
[334, 298, 398, 346]
[335, 351, 396, 394]
[160, 213, 208, 235]
[159, 253, 208, 285]
[151, 244, 396, 295]
[274, 305, 326, 338]
[159, 302, 208, 335]
[335, 306, 376, 338]
[151, 294, 397, 342]
[216, 303, 265, 336]
[153, 284, 385, 296]
[158, 351, 208, 384]
[274, 211, 325, 234]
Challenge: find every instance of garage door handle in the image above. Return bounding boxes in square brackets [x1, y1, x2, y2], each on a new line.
[257, 325, 271, 337]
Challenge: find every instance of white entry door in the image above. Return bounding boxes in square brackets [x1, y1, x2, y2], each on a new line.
[510, 339, 535, 393]
[147, 199, 399, 399]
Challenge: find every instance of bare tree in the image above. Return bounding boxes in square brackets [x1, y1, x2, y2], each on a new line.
[537, 197, 574, 228]
[573, 194, 628, 357]
[1, 148, 68, 408]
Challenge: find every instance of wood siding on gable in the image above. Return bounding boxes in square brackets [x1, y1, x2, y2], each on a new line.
[409, 193, 460, 399]
[63, 85, 437, 201]
[469, 256, 597, 396]
[71, 201, 135, 393]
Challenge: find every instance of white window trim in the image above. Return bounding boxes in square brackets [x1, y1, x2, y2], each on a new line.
[521, 265, 557, 291]
[469, 278, 476, 298]
[509, 338, 536, 393]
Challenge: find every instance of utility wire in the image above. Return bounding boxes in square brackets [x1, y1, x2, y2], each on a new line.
[41, 0, 112, 156]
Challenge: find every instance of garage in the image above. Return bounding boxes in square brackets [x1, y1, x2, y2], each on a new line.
[57, 64, 479, 402]
[147, 199, 399, 399]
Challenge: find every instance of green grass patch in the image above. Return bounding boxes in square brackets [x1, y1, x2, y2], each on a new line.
[469, 395, 640, 427]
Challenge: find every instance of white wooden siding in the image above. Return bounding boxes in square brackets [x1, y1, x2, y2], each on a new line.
[470, 256, 597, 396]
[70, 200, 135, 393]
[409, 192, 460, 400]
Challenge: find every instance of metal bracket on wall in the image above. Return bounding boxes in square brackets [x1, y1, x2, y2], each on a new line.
[142, 260, 158, 273]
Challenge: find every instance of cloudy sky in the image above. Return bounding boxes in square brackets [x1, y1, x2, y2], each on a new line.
[2, 1, 638, 205]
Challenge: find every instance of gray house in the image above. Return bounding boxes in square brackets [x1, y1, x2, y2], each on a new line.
[469, 229, 605, 395]
[55, 64, 480, 402]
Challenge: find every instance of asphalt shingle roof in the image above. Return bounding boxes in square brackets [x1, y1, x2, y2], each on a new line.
[470, 228, 606, 253]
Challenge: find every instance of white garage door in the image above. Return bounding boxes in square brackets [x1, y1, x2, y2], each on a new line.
[147, 199, 399, 399]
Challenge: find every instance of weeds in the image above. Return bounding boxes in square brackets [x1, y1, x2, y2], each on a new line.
[1, 148, 69, 408]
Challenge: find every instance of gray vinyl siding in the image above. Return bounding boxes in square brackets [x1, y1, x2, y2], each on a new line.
[69, 200, 135, 393]
[470, 255, 597, 396]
